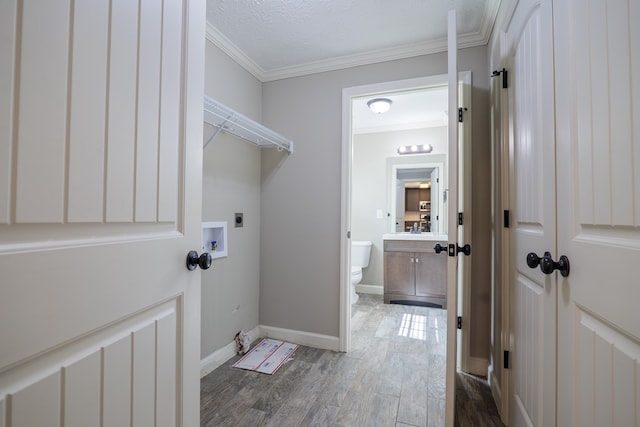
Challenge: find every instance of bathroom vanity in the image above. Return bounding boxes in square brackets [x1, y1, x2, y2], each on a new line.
[382, 233, 448, 308]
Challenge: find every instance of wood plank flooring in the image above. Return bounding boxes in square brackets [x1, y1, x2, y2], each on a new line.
[201, 294, 503, 427]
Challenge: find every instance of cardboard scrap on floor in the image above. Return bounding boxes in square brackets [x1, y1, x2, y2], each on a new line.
[232, 338, 298, 375]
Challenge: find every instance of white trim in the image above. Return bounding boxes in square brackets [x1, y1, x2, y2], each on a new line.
[355, 284, 383, 295]
[204, 3, 500, 83]
[260, 325, 340, 351]
[199, 325, 261, 378]
[262, 35, 486, 83]
[489, 364, 505, 422]
[205, 23, 264, 81]
[458, 71, 474, 375]
[340, 74, 453, 355]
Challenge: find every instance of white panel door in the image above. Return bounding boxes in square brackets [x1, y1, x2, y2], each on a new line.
[506, 0, 556, 426]
[0, 0, 205, 425]
[554, 1, 640, 425]
[445, 9, 459, 427]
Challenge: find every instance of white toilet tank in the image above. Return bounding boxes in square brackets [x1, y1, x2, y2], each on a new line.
[351, 241, 372, 268]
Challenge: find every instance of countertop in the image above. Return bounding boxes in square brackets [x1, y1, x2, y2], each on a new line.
[382, 232, 448, 242]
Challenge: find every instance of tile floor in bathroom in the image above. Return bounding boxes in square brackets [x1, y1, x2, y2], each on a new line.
[200, 293, 503, 426]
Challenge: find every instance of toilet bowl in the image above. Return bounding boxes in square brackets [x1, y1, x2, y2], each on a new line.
[351, 241, 372, 304]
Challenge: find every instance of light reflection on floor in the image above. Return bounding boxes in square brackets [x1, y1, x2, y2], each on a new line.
[398, 313, 427, 340]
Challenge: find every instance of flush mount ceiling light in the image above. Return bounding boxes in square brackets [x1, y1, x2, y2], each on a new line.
[397, 144, 433, 155]
[367, 98, 392, 114]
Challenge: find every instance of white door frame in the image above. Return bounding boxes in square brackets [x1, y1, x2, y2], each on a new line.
[340, 70, 472, 425]
[340, 72, 470, 351]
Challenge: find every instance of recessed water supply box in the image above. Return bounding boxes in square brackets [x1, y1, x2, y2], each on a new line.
[202, 221, 228, 259]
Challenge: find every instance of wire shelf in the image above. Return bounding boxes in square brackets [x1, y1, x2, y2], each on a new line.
[203, 96, 293, 153]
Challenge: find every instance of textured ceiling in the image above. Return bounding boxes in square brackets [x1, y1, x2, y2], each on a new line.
[206, 0, 501, 81]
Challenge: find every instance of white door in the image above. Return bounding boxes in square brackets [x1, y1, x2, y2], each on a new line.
[554, 1, 640, 425]
[445, 8, 459, 427]
[456, 73, 474, 374]
[0, 0, 205, 425]
[506, 0, 557, 426]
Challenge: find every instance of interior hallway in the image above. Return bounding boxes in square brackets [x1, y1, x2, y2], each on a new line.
[200, 294, 502, 426]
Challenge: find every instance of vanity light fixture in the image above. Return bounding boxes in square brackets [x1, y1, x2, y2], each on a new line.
[397, 144, 433, 155]
[367, 98, 392, 114]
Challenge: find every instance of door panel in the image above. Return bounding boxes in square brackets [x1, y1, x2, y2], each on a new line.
[555, 0, 640, 425]
[415, 252, 446, 299]
[507, 0, 556, 426]
[0, 0, 204, 424]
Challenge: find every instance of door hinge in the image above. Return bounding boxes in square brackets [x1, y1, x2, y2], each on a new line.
[347, 231, 351, 239]
[504, 350, 510, 369]
[503, 210, 510, 228]
[458, 107, 467, 123]
[491, 68, 508, 89]
[458, 212, 463, 225]
[457, 316, 462, 330]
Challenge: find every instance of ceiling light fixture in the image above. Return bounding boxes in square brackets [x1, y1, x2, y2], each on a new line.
[367, 98, 392, 114]
[397, 144, 433, 155]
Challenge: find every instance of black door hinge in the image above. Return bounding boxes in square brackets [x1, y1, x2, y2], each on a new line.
[504, 350, 510, 369]
[504, 210, 510, 228]
[458, 107, 467, 123]
[457, 316, 462, 330]
[458, 212, 463, 225]
[491, 68, 508, 89]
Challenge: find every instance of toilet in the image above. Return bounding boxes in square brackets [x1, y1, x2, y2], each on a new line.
[351, 241, 372, 304]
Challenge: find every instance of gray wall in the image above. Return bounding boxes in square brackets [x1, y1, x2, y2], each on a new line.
[260, 46, 493, 360]
[352, 127, 448, 288]
[201, 42, 262, 358]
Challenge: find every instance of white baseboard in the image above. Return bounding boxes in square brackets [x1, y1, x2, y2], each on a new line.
[260, 325, 340, 351]
[200, 325, 340, 378]
[467, 356, 489, 376]
[355, 283, 383, 295]
[199, 325, 261, 378]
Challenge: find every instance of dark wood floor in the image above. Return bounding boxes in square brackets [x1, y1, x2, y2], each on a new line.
[201, 293, 503, 426]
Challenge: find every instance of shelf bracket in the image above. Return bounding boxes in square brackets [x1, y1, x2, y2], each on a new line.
[203, 115, 233, 149]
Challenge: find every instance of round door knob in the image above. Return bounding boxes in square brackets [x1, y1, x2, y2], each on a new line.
[526, 252, 541, 268]
[526, 251, 551, 269]
[434, 243, 447, 254]
[457, 244, 471, 256]
[540, 254, 570, 277]
[186, 251, 212, 271]
[526, 251, 570, 277]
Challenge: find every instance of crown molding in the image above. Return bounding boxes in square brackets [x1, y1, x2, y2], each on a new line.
[205, 3, 499, 83]
[205, 23, 265, 81]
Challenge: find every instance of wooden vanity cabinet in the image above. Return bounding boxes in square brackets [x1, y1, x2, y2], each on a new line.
[383, 240, 447, 308]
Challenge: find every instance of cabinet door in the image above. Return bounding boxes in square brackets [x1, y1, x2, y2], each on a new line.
[405, 188, 420, 211]
[415, 252, 447, 298]
[384, 252, 414, 296]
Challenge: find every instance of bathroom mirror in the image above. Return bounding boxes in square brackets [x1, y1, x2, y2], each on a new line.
[386, 154, 447, 235]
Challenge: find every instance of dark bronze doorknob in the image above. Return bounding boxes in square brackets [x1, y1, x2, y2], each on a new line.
[526, 251, 570, 277]
[540, 254, 570, 277]
[456, 244, 471, 256]
[434, 243, 447, 254]
[186, 251, 212, 271]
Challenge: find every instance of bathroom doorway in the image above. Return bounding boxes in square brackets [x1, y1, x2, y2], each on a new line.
[339, 72, 473, 367]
